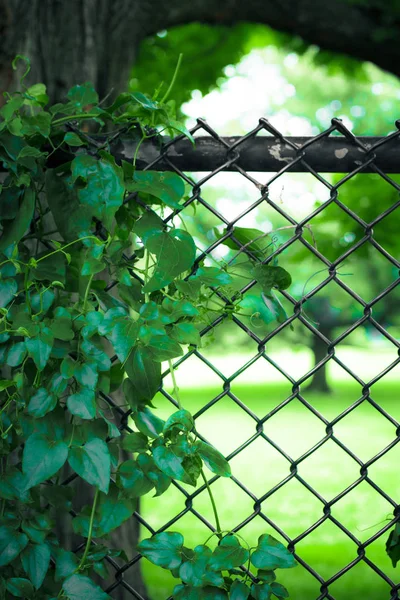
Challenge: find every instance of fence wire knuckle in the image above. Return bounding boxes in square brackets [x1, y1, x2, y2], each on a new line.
[61, 118, 400, 598]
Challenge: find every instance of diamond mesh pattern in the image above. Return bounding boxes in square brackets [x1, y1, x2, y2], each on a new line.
[69, 118, 400, 599]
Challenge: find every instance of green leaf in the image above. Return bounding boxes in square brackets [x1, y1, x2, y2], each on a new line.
[64, 132, 85, 147]
[73, 486, 135, 537]
[116, 460, 153, 497]
[49, 307, 74, 340]
[25, 324, 54, 371]
[5, 578, 34, 598]
[109, 319, 139, 363]
[34, 251, 67, 283]
[81, 338, 111, 372]
[61, 356, 76, 379]
[0, 379, 15, 391]
[45, 169, 92, 241]
[220, 227, 273, 258]
[74, 362, 98, 389]
[147, 334, 183, 362]
[209, 536, 249, 570]
[30, 288, 55, 314]
[153, 444, 194, 484]
[189, 266, 233, 287]
[40, 485, 73, 511]
[6, 342, 27, 367]
[27, 387, 57, 418]
[271, 583, 289, 598]
[251, 535, 297, 570]
[230, 580, 251, 600]
[17, 145, 47, 159]
[251, 583, 272, 600]
[0, 187, 35, 254]
[125, 347, 161, 403]
[0, 527, 28, 566]
[195, 440, 231, 477]
[80, 238, 105, 276]
[144, 466, 171, 497]
[257, 571, 276, 583]
[93, 560, 109, 579]
[167, 120, 195, 144]
[71, 155, 124, 229]
[68, 437, 111, 493]
[138, 532, 184, 569]
[0, 186, 21, 220]
[21, 543, 51, 589]
[25, 83, 48, 106]
[21, 513, 53, 545]
[170, 323, 201, 346]
[21, 113, 51, 137]
[133, 408, 165, 438]
[127, 171, 185, 209]
[109, 362, 125, 392]
[238, 293, 289, 326]
[62, 574, 110, 600]
[143, 229, 196, 293]
[161, 298, 200, 322]
[174, 279, 202, 300]
[174, 585, 228, 599]
[122, 432, 149, 453]
[95, 487, 135, 535]
[54, 548, 78, 581]
[134, 211, 165, 244]
[67, 388, 96, 420]
[0, 95, 24, 122]
[0, 468, 28, 501]
[23, 406, 66, 441]
[261, 293, 289, 325]
[387, 523, 400, 567]
[0, 278, 17, 308]
[22, 434, 68, 489]
[179, 545, 224, 588]
[252, 265, 291, 294]
[67, 82, 99, 108]
[164, 410, 194, 434]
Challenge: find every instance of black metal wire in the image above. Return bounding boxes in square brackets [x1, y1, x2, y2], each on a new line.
[65, 118, 400, 599]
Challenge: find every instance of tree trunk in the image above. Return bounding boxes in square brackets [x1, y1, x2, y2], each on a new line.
[2, 0, 400, 104]
[307, 327, 333, 394]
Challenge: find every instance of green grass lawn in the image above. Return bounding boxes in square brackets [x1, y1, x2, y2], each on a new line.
[139, 378, 400, 600]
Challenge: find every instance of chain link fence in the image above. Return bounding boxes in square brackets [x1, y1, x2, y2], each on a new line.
[73, 117, 400, 599]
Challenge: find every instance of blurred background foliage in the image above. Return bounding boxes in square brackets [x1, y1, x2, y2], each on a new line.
[130, 24, 400, 599]
[129, 21, 400, 391]
[129, 23, 373, 112]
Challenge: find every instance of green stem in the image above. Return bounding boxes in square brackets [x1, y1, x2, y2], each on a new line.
[133, 134, 147, 168]
[167, 352, 224, 541]
[144, 250, 150, 303]
[161, 54, 183, 104]
[52, 113, 100, 127]
[68, 422, 75, 448]
[201, 469, 222, 539]
[168, 359, 182, 410]
[77, 487, 99, 570]
[24, 267, 31, 311]
[35, 235, 98, 263]
[83, 274, 95, 312]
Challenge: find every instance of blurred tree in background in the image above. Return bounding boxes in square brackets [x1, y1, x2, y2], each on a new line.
[131, 32, 400, 392]
[3, 0, 400, 101]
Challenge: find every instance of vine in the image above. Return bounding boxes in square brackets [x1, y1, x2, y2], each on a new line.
[0, 56, 304, 599]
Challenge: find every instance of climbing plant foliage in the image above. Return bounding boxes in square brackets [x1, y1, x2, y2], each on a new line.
[0, 57, 301, 599]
